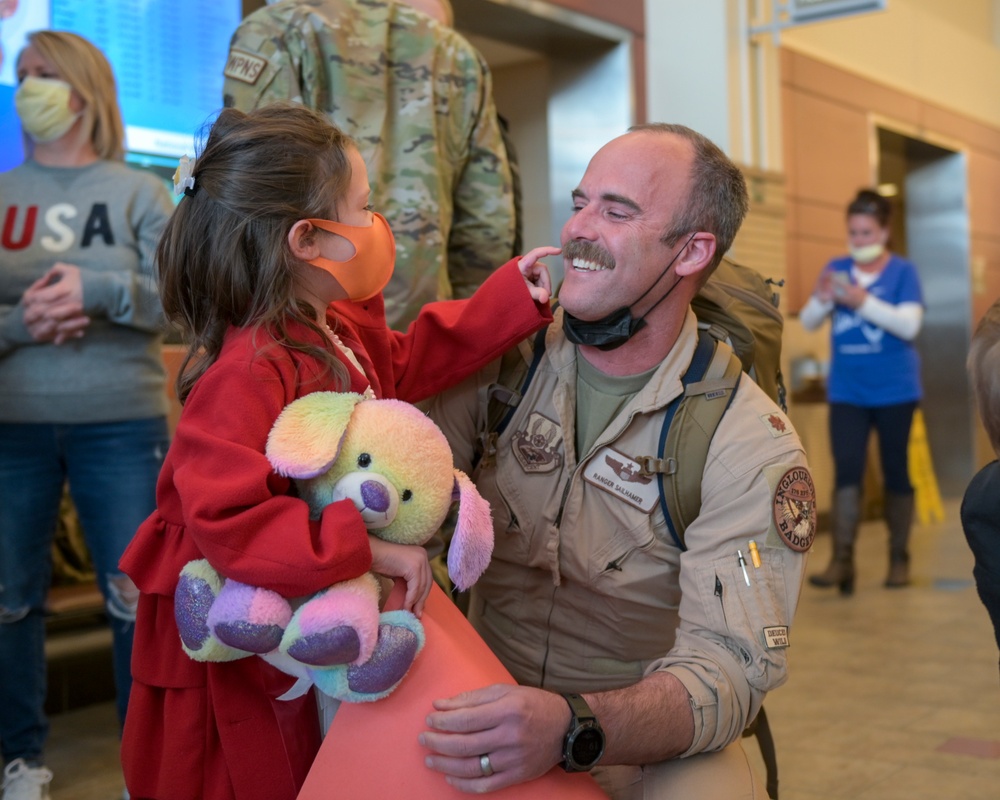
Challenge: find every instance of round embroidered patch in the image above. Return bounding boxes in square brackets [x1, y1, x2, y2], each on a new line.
[772, 467, 816, 552]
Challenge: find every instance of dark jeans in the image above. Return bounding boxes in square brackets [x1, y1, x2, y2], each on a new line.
[0, 418, 168, 764]
[828, 401, 917, 494]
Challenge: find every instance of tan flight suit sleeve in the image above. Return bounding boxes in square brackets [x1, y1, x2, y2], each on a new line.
[645, 381, 813, 757]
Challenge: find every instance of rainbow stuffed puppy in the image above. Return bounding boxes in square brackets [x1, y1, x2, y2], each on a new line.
[174, 392, 493, 702]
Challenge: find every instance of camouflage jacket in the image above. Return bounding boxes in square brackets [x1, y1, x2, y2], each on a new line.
[223, 0, 516, 329]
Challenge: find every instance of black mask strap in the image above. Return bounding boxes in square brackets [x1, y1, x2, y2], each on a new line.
[562, 233, 697, 351]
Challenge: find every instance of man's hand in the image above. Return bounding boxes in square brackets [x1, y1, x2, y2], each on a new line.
[420, 683, 569, 793]
[22, 263, 89, 344]
[518, 246, 559, 305]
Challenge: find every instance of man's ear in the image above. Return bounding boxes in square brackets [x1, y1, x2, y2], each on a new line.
[288, 219, 322, 262]
[674, 232, 717, 279]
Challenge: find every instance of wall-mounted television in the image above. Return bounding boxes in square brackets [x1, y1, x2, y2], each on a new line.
[0, 0, 244, 175]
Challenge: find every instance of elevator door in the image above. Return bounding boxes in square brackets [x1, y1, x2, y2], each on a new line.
[456, 0, 635, 287]
[878, 128, 973, 496]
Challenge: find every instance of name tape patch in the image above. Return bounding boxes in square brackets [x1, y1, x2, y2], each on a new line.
[582, 446, 659, 513]
[224, 50, 267, 85]
[763, 626, 789, 649]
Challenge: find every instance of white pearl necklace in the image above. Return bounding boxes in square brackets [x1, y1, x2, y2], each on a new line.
[323, 323, 375, 399]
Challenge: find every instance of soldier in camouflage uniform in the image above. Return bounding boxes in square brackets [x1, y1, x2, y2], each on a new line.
[223, 0, 516, 329]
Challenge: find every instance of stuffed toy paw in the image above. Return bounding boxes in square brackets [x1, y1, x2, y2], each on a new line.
[310, 610, 426, 702]
[280, 573, 382, 666]
[173, 392, 494, 701]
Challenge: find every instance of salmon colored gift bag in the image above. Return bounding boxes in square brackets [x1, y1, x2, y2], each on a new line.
[298, 582, 606, 799]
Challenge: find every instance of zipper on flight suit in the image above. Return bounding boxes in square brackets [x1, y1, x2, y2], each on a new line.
[714, 574, 732, 631]
[541, 476, 576, 687]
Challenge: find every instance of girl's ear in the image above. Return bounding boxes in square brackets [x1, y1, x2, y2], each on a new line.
[288, 219, 322, 262]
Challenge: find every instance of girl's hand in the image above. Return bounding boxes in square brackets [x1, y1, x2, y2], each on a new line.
[517, 246, 559, 305]
[368, 537, 433, 617]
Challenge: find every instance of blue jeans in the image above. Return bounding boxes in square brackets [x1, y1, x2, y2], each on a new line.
[0, 418, 168, 764]
[828, 401, 917, 494]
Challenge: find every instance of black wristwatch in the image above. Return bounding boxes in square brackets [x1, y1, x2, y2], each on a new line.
[560, 692, 605, 772]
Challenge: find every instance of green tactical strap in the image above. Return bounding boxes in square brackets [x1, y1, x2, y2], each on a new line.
[660, 339, 744, 547]
[473, 328, 546, 470]
[475, 323, 744, 551]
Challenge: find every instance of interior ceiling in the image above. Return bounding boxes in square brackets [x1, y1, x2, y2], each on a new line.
[451, 0, 624, 59]
[241, 1, 623, 67]
[462, 33, 543, 67]
[879, 127, 955, 163]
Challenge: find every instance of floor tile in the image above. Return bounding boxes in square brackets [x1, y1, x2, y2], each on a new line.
[37, 499, 1000, 799]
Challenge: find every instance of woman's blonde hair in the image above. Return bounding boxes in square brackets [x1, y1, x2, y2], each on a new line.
[968, 299, 1000, 456]
[25, 30, 125, 161]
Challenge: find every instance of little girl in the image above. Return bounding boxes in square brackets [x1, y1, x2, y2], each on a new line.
[119, 104, 554, 800]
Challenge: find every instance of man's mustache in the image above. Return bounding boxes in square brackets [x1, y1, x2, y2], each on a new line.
[563, 240, 616, 270]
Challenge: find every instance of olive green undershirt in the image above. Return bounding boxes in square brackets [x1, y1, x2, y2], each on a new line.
[575, 355, 657, 456]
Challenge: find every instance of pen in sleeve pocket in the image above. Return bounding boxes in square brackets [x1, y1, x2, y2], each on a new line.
[737, 550, 750, 586]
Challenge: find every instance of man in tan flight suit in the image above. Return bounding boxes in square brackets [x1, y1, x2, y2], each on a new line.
[419, 124, 815, 798]
[222, 0, 516, 329]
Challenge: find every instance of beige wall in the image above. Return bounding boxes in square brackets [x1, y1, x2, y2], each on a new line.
[781, 48, 1000, 317]
[781, 0, 1000, 130]
[781, 47, 1000, 479]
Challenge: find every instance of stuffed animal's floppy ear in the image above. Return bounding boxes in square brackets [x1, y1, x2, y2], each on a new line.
[266, 392, 363, 479]
[446, 470, 494, 592]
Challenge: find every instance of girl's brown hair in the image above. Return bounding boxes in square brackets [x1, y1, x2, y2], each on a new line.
[157, 104, 354, 401]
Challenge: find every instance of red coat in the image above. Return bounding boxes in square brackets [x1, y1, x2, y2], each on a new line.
[120, 261, 551, 800]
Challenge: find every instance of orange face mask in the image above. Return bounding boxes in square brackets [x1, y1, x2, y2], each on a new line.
[306, 212, 396, 301]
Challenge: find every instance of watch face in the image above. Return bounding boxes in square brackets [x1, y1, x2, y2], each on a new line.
[571, 727, 605, 766]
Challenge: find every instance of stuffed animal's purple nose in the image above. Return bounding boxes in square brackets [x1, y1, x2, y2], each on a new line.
[360, 480, 391, 513]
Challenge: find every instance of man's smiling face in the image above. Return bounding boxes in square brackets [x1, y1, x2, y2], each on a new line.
[558, 131, 695, 323]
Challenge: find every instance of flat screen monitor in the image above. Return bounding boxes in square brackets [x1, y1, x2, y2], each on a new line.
[0, 0, 244, 176]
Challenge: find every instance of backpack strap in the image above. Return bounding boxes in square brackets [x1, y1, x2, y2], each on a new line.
[474, 323, 742, 552]
[654, 329, 743, 550]
[472, 325, 548, 470]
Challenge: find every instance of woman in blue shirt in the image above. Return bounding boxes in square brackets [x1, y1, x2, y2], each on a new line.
[800, 189, 924, 595]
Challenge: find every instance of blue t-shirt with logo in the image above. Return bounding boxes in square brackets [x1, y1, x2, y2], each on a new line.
[826, 254, 923, 406]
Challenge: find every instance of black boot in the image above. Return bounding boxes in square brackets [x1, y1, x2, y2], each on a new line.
[809, 486, 859, 595]
[884, 492, 914, 588]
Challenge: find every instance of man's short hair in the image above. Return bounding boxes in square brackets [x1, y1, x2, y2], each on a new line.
[969, 299, 1000, 456]
[628, 123, 749, 268]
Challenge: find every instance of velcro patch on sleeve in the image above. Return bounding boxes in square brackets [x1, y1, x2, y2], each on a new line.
[770, 466, 816, 552]
[224, 50, 268, 85]
[763, 626, 789, 649]
[759, 411, 793, 437]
